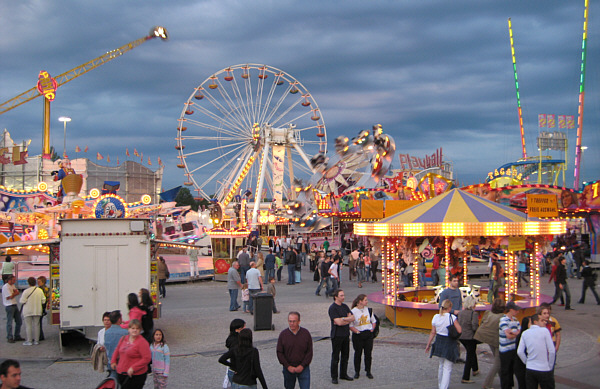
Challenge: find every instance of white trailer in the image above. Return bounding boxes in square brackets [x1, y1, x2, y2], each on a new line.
[55, 218, 158, 339]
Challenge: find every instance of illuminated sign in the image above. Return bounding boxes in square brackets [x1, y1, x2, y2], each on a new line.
[526, 194, 558, 218]
[37, 71, 58, 101]
[398, 148, 443, 171]
[487, 167, 523, 181]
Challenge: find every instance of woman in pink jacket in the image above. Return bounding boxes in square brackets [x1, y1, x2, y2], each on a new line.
[111, 319, 151, 389]
[121, 293, 146, 329]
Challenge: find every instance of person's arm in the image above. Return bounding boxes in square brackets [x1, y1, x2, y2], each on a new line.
[218, 349, 234, 369]
[258, 276, 263, 290]
[452, 314, 462, 333]
[545, 331, 556, 368]
[517, 334, 527, 364]
[299, 331, 313, 369]
[253, 349, 268, 389]
[504, 325, 520, 339]
[276, 333, 290, 369]
[555, 329, 561, 352]
[425, 325, 436, 353]
[333, 312, 355, 326]
[162, 344, 171, 376]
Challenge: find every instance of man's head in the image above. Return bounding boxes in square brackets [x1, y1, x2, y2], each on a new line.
[288, 312, 301, 332]
[0, 359, 21, 389]
[333, 289, 345, 304]
[102, 312, 111, 329]
[530, 313, 543, 326]
[560, 256, 566, 265]
[269, 249, 273, 254]
[109, 310, 123, 325]
[242, 247, 247, 252]
[505, 301, 521, 316]
[26, 277, 36, 287]
[5, 275, 15, 285]
[250, 261, 256, 268]
[232, 261, 240, 270]
[448, 274, 459, 289]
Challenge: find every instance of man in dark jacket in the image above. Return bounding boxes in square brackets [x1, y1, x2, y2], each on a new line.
[277, 312, 313, 389]
[551, 256, 573, 310]
[578, 260, 600, 305]
[286, 248, 297, 285]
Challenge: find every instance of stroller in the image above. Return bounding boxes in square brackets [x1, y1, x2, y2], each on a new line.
[95, 376, 119, 389]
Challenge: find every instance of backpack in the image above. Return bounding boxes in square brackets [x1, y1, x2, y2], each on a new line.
[368, 308, 380, 339]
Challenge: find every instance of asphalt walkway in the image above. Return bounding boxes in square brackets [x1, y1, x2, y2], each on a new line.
[1, 263, 599, 388]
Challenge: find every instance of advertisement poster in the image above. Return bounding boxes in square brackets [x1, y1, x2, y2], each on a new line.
[272, 145, 285, 207]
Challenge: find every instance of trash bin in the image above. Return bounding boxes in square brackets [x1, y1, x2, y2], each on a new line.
[253, 292, 274, 331]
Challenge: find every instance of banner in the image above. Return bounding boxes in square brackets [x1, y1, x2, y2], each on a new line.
[538, 114, 546, 127]
[361, 199, 384, 219]
[558, 115, 566, 129]
[566, 115, 575, 129]
[508, 237, 526, 251]
[547, 114, 556, 128]
[526, 194, 558, 218]
[272, 145, 285, 207]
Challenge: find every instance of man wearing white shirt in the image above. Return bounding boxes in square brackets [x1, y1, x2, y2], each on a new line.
[2, 275, 23, 343]
[517, 313, 555, 389]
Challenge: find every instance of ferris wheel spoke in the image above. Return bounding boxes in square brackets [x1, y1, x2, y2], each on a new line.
[269, 95, 305, 128]
[188, 143, 249, 174]
[276, 107, 314, 129]
[181, 141, 247, 157]
[213, 76, 255, 133]
[261, 83, 294, 125]
[194, 94, 249, 135]
[189, 105, 247, 137]
[242, 73, 257, 125]
[229, 76, 255, 135]
[184, 118, 247, 140]
[257, 72, 280, 126]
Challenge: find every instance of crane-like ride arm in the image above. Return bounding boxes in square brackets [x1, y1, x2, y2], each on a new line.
[0, 26, 168, 157]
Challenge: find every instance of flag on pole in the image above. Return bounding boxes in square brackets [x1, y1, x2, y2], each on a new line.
[117, 156, 120, 165]
[538, 114, 546, 128]
[558, 115, 566, 129]
[148, 157, 152, 165]
[84, 145, 89, 152]
[158, 157, 163, 167]
[126, 148, 130, 157]
[547, 114, 555, 128]
[107, 155, 111, 163]
[96, 152, 103, 160]
[75, 146, 81, 153]
[567, 115, 575, 129]
[134, 149, 139, 157]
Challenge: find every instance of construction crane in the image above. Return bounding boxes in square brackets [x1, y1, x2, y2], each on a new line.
[0, 26, 168, 158]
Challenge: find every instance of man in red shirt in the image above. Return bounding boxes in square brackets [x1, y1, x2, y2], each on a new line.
[276, 312, 313, 389]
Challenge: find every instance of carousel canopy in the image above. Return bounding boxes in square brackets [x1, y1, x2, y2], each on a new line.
[354, 188, 565, 237]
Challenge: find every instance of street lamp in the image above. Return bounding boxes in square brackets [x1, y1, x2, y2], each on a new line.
[58, 116, 71, 158]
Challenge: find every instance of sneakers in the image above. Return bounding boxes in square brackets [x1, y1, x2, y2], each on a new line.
[33, 341, 39, 345]
[23, 341, 33, 346]
[461, 379, 475, 383]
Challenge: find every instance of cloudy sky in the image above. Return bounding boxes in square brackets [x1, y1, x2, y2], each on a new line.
[1, 0, 598, 194]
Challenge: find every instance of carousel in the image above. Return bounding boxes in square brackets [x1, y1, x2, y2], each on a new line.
[354, 188, 566, 329]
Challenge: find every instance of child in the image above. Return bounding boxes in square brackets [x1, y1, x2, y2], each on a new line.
[266, 277, 280, 314]
[241, 283, 250, 313]
[150, 329, 170, 389]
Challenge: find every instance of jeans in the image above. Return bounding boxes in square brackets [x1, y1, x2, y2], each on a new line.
[282, 365, 310, 389]
[231, 383, 257, 389]
[371, 261, 378, 281]
[352, 331, 373, 375]
[550, 281, 565, 305]
[357, 268, 366, 283]
[24, 315, 41, 342]
[431, 268, 440, 286]
[265, 267, 275, 281]
[551, 282, 571, 308]
[315, 276, 328, 295]
[277, 266, 283, 281]
[565, 252, 574, 278]
[331, 336, 350, 379]
[159, 278, 166, 297]
[248, 289, 260, 313]
[229, 289, 240, 311]
[287, 264, 296, 284]
[438, 357, 453, 389]
[459, 339, 479, 380]
[5, 304, 22, 340]
[326, 278, 339, 297]
[240, 266, 250, 284]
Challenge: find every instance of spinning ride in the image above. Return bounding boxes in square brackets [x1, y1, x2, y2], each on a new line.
[176, 64, 327, 224]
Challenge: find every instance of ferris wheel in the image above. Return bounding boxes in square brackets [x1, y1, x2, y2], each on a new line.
[176, 64, 327, 219]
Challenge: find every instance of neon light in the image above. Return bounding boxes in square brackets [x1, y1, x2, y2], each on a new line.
[574, 0, 589, 189]
[508, 18, 527, 158]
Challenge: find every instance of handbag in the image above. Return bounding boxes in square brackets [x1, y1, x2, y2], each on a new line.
[446, 314, 461, 340]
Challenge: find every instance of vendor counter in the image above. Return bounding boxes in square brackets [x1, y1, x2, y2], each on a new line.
[368, 286, 552, 330]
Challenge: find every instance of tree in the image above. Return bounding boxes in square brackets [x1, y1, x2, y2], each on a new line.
[174, 187, 198, 211]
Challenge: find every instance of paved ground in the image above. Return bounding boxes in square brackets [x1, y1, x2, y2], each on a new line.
[1, 262, 599, 388]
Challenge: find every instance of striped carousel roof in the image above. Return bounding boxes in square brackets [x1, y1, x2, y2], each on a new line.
[354, 188, 565, 237]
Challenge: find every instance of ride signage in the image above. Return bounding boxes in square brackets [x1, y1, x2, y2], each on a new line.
[37, 71, 58, 101]
[526, 194, 558, 218]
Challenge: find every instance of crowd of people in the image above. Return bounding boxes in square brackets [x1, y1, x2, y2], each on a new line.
[91, 289, 169, 389]
[427, 275, 562, 389]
